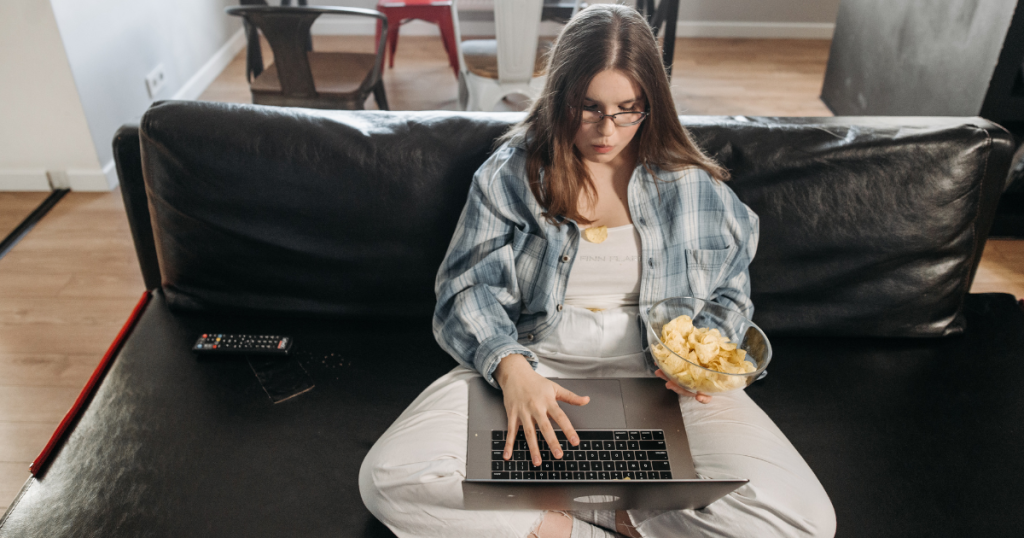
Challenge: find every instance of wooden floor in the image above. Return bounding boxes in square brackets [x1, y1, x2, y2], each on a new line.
[0, 193, 50, 242]
[198, 35, 834, 116]
[0, 192, 144, 513]
[1, 35, 1022, 514]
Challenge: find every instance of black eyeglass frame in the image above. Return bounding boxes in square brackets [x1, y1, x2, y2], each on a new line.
[574, 106, 650, 127]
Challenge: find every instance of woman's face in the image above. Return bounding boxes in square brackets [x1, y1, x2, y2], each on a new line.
[573, 69, 645, 168]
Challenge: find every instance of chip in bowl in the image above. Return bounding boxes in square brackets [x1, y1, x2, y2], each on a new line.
[646, 297, 771, 394]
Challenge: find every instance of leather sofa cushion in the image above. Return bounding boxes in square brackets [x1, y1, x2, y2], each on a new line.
[4, 292, 1023, 537]
[137, 102, 1011, 336]
[691, 116, 1011, 336]
[141, 102, 516, 319]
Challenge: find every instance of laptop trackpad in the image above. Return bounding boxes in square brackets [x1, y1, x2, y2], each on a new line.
[551, 379, 627, 429]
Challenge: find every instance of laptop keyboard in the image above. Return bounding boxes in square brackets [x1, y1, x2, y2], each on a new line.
[490, 429, 673, 480]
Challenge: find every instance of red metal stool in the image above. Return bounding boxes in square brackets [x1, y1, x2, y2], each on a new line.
[375, 0, 460, 78]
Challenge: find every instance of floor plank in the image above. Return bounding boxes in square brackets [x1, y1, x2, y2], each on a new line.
[0, 250, 141, 276]
[0, 273, 72, 299]
[0, 462, 30, 515]
[971, 239, 1024, 297]
[0, 324, 126, 356]
[0, 192, 50, 242]
[0, 386, 79, 424]
[671, 38, 833, 117]
[57, 274, 150, 300]
[0, 421, 54, 463]
[0, 354, 98, 388]
[0, 298, 141, 326]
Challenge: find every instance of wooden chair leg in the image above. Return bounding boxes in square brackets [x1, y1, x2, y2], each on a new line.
[387, 16, 402, 68]
[373, 81, 390, 111]
[435, 13, 460, 78]
[244, 20, 264, 82]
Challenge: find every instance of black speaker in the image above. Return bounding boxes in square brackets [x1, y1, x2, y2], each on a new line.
[822, 0, 1024, 122]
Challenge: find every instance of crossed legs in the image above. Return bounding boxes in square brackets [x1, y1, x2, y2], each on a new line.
[359, 367, 836, 538]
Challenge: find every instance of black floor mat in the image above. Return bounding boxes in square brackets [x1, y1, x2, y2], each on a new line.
[989, 193, 1024, 238]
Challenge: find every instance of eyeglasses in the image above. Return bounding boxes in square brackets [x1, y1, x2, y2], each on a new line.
[577, 106, 648, 127]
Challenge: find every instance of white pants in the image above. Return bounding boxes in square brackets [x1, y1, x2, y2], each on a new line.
[359, 306, 836, 537]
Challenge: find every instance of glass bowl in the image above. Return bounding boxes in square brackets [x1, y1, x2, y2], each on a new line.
[645, 297, 771, 394]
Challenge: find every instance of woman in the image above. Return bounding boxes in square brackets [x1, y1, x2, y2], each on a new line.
[360, 5, 836, 537]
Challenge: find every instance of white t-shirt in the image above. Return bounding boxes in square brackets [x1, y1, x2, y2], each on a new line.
[563, 224, 642, 311]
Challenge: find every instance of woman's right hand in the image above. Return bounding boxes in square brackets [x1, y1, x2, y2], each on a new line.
[494, 354, 590, 467]
[655, 369, 712, 404]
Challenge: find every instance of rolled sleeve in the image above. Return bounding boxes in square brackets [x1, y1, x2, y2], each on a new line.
[433, 143, 539, 387]
[475, 335, 538, 387]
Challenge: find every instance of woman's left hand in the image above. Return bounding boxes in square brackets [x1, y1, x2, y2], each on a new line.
[655, 369, 712, 404]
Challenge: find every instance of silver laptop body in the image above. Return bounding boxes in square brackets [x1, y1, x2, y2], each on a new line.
[463, 377, 746, 510]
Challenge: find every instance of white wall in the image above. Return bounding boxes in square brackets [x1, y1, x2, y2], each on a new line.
[0, 0, 245, 192]
[0, 0, 103, 191]
[49, 0, 244, 190]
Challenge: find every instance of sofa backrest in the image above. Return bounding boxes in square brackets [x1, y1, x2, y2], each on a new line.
[116, 101, 1012, 337]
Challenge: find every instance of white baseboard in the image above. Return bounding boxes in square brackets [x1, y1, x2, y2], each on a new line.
[102, 160, 119, 189]
[67, 161, 118, 192]
[0, 169, 51, 192]
[173, 28, 247, 101]
[312, 18, 833, 39]
[675, 22, 834, 39]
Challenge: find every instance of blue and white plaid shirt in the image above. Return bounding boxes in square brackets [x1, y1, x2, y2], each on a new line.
[433, 138, 759, 387]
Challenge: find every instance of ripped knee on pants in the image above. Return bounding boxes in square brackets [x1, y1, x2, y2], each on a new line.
[528, 511, 573, 538]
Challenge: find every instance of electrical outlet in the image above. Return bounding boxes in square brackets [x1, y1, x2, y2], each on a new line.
[145, 64, 167, 99]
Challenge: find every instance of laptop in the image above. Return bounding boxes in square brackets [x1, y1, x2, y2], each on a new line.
[463, 377, 747, 510]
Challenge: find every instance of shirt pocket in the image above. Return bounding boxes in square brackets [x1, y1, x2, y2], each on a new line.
[512, 227, 550, 312]
[684, 246, 734, 300]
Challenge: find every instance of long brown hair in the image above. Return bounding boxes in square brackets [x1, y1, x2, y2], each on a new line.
[502, 4, 728, 226]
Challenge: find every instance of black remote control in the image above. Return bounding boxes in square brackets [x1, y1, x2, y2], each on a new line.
[192, 334, 292, 356]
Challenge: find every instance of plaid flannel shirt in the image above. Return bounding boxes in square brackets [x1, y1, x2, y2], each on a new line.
[433, 138, 759, 387]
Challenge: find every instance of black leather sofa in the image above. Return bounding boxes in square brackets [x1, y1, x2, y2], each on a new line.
[2, 101, 1023, 537]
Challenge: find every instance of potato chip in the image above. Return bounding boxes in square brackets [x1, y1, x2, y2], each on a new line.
[582, 226, 608, 243]
[651, 314, 756, 393]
